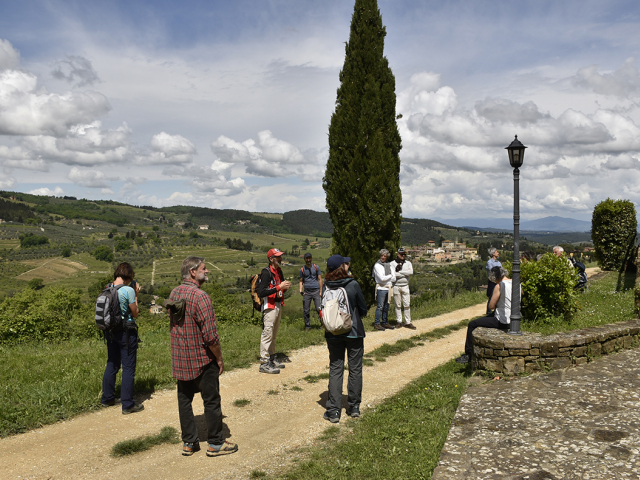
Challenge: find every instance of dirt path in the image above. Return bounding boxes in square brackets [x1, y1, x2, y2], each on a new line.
[0, 304, 484, 480]
[2, 268, 601, 480]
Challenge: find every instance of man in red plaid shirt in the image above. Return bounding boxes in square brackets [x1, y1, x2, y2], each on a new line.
[169, 256, 238, 457]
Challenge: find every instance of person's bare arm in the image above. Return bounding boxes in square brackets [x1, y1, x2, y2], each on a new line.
[209, 343, 224, 374]
[488, 283, 501, 310]
[129, 283, 140, 317]
[299, 277, 304, 294]
[318, 274, 323, 292]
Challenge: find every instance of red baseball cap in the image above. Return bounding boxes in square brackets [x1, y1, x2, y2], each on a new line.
[267, 248, 284, 258]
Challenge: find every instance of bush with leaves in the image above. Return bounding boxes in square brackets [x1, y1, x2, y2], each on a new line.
[0, 287, 96, 344]
[592, 198, 637, 271]
[92, 245, 114, 262]
[504, 253, 578, 322]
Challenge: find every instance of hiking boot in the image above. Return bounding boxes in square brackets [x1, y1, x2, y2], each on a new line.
[182, 442, 201, 456]
[346, 406, 360, 418]
[455, 354, 470, 364]
[373, 324, 385, 331]
[122, 403, 144, 415]
[270, 355, 285, 369]
[382, 323, 395, 330]
[323, 410, 340, 423]
[259, 362, 280, 374]
[305, 326, 312, 332]
[207, 440, 238, 457]
[404, 323, 417, 330]
[276, 353, 292, 363]
[101, 399, 115, 407]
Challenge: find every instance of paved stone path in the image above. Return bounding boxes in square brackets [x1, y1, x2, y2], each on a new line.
[433, 347, 640, 480]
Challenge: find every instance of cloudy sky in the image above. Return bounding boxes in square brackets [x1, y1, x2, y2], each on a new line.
[1, 0, 640, 222]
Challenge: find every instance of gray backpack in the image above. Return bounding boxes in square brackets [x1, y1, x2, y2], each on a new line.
[321, 287, 352, 335]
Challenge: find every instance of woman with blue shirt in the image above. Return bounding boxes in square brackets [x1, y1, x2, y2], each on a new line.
[101, 262, 143, 414]
[322, 254, 368, 423]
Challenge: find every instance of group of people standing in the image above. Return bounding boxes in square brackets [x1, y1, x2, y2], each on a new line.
[372, 248, 415, 330]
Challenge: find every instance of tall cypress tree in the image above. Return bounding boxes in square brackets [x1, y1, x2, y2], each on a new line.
[323, 0, 402, 304]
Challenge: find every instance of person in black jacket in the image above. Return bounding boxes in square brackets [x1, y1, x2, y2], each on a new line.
[322, 254, 368, 423]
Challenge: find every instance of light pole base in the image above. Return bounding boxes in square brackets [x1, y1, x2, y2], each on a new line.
[507, 330, 523, 336]
[508, 320, 523, 336]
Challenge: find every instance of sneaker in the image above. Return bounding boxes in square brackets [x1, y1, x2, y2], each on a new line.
[182, 442, 201, 456]
[206, 440, 238, 457]
[259, 362, 280, 374]
[323, 410, 340, 423]
[346, 406, 360, 418]
[404, 323, 417, 330]
[270, 355, 285, 369]
[122, 403, 144, 415]
[382, 323, 395, 330]
[455, 354, 470, 364]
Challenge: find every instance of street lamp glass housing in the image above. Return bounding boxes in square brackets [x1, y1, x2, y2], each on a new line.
[505, 135, 527, 168]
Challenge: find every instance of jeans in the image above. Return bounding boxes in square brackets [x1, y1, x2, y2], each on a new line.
[303, 289, 322, 327]
[177, 361, 224, 445]
[465, 315, 509, 356]
[326, 337, 364, 414]
[102, 329, 138, 410]
[374, 289, 390, 325]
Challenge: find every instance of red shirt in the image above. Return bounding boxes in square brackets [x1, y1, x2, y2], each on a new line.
[169, 279, 220, 381]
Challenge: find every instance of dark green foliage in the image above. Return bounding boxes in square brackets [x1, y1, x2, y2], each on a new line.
[19, 232, 49, 248]
[111, 426, 180, 457]
[0, 197, 36, 222]
[0, 287, 96, 344]
[324, 0, 402, 304]
[61, 246, 72, 257]
[115, 240, 131, 252]
[592, 198, 637, 271]
[224, 237, 253, 251]
[88, 274, 113, 300]
[282, 210, 334, 236]
[27, 278, 44, 290]
[504, 253, 578, 322]
[34, 200, 128, 226]
[401, 220, 469, 246]
[92, 245, 114, 262]
[159, 205, 286, 233]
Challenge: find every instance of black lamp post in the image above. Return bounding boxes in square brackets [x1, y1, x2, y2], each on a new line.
[505, 135, 527, 335]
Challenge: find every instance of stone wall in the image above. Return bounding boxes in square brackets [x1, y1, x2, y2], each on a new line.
[471, 319, 640, 374]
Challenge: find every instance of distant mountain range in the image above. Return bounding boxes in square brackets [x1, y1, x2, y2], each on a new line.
[434, 216, 592, 232]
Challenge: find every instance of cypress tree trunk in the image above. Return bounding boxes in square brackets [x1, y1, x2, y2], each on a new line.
[323, 0, 402, 305]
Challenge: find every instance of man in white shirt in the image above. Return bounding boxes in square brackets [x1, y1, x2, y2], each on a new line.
[372, 249, 396, 331]
[390, 247, 415, 329]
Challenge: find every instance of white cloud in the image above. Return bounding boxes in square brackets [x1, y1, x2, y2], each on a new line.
[0, 175, 15, 189]
[0, 69, 111, 137]
[601, 154, 640, 170]
[211, 130, 326, 181]
[144, 132, 196, 165]
[0, 39, 20, 71]
[28, 186, 64, 196]
[572, 58, 640, 98]
[68, 166, 113, 188]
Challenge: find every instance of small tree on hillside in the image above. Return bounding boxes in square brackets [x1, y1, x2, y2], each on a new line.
[592, 199, 637, 271]
[323, 0, 402, 304]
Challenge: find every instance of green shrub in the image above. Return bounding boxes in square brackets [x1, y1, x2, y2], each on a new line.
[0, 287, 96, 344]
[19, 233, 49, 248]
[92, 245, 113, 262]
[115, 240, 131, 252]
[504, 253, 578, 322]
[592, 198, 637, 271]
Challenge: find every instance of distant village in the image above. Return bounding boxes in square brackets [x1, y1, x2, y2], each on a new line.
[407, 239, 479, 263]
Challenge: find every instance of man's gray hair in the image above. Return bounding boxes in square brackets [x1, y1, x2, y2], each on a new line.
[379, 248, 390, 257]
[553, 246, 564, 253]
[488, 247, 498, 256]
[181, 256, 205, 279]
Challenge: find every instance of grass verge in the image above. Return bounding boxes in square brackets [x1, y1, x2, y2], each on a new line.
[111, 426, 180, 457]
[272, 359, 469, 479]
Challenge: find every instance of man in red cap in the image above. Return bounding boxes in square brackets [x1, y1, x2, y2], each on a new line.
[256, 248, 292, 374]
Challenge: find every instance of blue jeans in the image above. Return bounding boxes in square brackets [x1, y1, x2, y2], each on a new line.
[102, 329, 138, 410]
[374, 289, 389, 325]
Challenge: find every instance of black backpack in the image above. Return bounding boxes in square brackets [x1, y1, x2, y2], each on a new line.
[250, 270, 268, 312]
[570, 258, 588, 291]
[95, 284, 127, 332]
